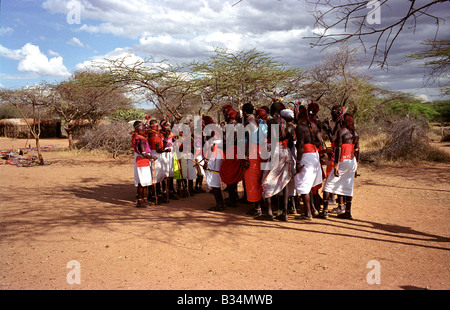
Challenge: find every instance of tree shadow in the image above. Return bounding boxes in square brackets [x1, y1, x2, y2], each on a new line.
[365, 165, 450, 188]
[1, 181, 449, 253]
[359, 177, 449, 193]
[399, 285, 429, 290]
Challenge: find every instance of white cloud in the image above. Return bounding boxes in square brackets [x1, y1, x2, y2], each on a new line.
[0, 43, 71, 78]
[48, 50, 61, 57]
[75, 47, 145, 71]
[0, 26, 14, 36]
[67, 37, 84, 47]
[34, 0, 450, 99]
[0, 45, 24, 60]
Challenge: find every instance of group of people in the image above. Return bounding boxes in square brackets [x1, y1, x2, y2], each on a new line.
[131, 97, 359, 221]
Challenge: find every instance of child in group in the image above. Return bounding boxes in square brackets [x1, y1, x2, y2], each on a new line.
[132, 121, 156, 208]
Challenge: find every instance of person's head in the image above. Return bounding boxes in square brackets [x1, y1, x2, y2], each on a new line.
[295, 105, 308, 122]
[309, 102, 320, 116]
[222, 104, 233, 115]
[160, 119, 171, 132]
[255, 108, 267, 120]
[281, 109, 294, 122]
[331, 105, 343, 122]
[242, 103, 254, 116]
[149, 119, 158, 130]
[343, 114, 355, 132]
[202, 115, 214, 126]
[270, 101, 285, 116]
[223, 106, 238, 123]
[134, 122, 146, 134]
[133, 120, 142, 129]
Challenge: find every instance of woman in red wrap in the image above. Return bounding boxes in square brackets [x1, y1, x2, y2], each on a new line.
[219, 105, 245, 207]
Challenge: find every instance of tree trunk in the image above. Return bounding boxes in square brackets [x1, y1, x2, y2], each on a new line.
[66, 127, 75, 151]
[35, 137, 44, 165]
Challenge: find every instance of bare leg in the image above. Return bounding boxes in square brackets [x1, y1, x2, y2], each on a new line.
[208, 188, 225, 211]
[338, 196, 353, 219]
[246, 200, 262, 216]
[256, 196, 273, 220]
[296, 193, 313, 220]
[319, 191, 330, 219]
[136, 184, 146, 208]
[276, 187, 289, 221]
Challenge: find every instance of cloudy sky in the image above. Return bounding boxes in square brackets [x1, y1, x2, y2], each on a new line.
[1, 0, 449, 104]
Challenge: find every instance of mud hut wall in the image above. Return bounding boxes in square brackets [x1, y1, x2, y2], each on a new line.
[0, 119, 62, 138]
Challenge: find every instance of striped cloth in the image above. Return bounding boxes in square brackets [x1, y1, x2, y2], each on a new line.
[261, 144, 295, 198]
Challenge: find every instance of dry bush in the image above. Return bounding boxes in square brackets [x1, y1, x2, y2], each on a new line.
[379, 118, 449, 163]
[358, 118, 450, 163]
[75, 121, 133, 158]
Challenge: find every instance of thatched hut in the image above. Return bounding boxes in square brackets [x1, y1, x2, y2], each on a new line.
[0, 118, 62, 139]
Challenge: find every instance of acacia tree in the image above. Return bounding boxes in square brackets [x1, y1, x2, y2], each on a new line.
[0, 84, 56, 164]
[189, 48, 306, 118]
[51, 70, 131, 150]
[300, 44, 370, 115]
[409, 39, 450, 96]
[98, 56, 196, 122]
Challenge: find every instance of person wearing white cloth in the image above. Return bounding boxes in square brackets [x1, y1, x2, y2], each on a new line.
[132, 121, 155, 208]
[321, 114, 359, 219]
[203, 120, 225, 211]
[294, 104, 323, 220]
[281, 108, 298, 214]
[148, 119, 170, 202]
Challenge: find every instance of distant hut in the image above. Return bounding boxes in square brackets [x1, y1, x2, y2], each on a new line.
[0, 118, 62, 139]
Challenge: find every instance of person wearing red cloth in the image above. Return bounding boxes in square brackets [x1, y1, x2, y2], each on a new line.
[307, 101, 327, 217]
[219, 105, 245, 208]
[322, 114, 359, 219]
[132, 121, 155, 208]
[323, 105, 346, 213]
[294, 104, 323, 220]
[147, 119, 170, 203]
[160, 119, 179, 200]
[242, 103, 264, 216]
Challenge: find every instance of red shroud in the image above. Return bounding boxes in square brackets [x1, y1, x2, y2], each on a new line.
[220, 145, 245, 185]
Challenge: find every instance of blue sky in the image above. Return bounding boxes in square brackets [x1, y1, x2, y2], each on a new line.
[1, 0, 449, 103]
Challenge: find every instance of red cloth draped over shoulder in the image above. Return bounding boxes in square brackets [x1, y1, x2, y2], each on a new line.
[220, 145, 245, 185]
[148, 130, 163, 150]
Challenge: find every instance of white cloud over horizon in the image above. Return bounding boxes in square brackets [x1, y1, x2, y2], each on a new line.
[67, 37, 84, 47]
[0, 43, 71, 78]
[0, 0, 448, 100]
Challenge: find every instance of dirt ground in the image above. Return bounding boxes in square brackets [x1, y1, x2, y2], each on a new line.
[0, 137, 449, 291]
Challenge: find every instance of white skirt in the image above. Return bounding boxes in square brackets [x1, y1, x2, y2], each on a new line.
[294, 151, 323, 195]
[134, 153, 153, 187]
[323, 158, 357, 196]
[205, 156, 222, 189]
[151, 150, 169, 183]
[161, 150, 174, 178]
[180, 152, 197, 180]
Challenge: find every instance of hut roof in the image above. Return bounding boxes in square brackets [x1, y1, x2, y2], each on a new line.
[0, 118, 60, 126]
